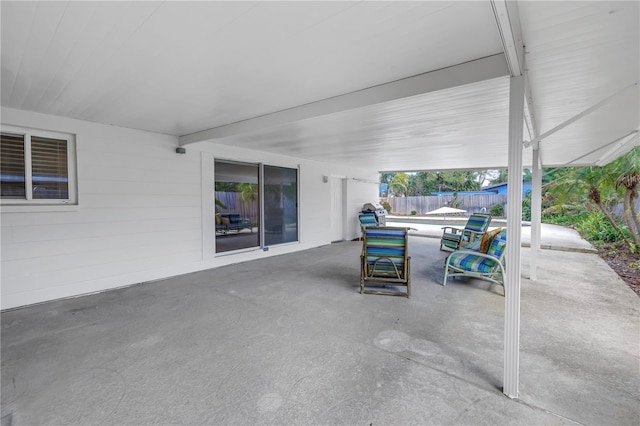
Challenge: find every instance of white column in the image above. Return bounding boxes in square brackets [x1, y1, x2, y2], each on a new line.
[504, 74, 524, 399]
[530, 147, 542, 280]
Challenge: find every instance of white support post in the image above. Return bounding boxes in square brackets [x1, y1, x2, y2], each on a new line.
[530, 147, 542, 280]
[504, 74, 524, 399]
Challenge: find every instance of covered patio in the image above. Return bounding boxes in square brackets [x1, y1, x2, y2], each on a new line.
[1, 0, 639, 419]
[2, 236, 637, 425]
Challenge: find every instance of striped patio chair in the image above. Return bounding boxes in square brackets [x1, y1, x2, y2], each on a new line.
[360, 227, 411, 297]
[358, 212, 379, 240]
[358, 212, 378, 228]
[440, 213, 492, 251]
[443, 229, 507, 295]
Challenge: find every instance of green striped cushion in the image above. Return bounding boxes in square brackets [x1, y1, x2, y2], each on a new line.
[441, 233, 462, 249]
[448, 252, 496, 273]
[359, 213, 378, 226]
[364, 228, 407, 276]
[465, 214, 491, 233]
[486, 230, 507, 258]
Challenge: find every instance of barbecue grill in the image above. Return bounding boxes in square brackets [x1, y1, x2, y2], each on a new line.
[362, 202, 387, 226]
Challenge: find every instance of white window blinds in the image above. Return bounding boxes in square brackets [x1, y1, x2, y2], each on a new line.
[31, 136, 68, 199]
[0, 133, 26, 198]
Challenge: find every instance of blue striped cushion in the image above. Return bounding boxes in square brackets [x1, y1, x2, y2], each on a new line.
[465, 214, 491, 233]
[486, 231, 507, 258]
[366, 228, 405, 237]
[441, 233, 462, 249]
[364, 228, 407, 276]
[448, 252, 496, 273]
[359, 213, 378, 226]
[463, 239, 482, 252]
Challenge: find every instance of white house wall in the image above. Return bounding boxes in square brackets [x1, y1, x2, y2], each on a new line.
[0, 107, 379, 310]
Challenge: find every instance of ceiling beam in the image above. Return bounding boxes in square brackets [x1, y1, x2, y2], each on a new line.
[563, 130, 638, 166]
[179, 54, 509, 145]
[523, 72, 539, 145]
[490, 1, 539, 145]
[490, 0, 524, 77]
[595, 131, 639, 167]
[524, 81, 639, 148]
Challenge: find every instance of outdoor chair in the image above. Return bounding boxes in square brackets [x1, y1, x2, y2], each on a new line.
[358, 212, 378, 240]
[440, 213, 491, 251]
[360, 226, 411, 297]
[443, 228, 507, 295]
[359, 212, 378, 229]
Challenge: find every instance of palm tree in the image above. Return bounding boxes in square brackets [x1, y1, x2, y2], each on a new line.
[390, 173, 409, 196]
[547, 165, 634, 250]
[611, 146, 640, 247]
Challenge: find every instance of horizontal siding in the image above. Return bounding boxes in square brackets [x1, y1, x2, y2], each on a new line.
[1, 107, 380, 309]
[77, 194, 201, 209]
[4, 249, 204, 306]
[3, 216, 200, 243]
[0, 206, 200, 226]
[2, 224, 201, 260]
[3, 238, 202, 281]
[1, 109, 206, 308]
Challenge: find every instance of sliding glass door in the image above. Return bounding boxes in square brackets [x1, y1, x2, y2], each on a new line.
[214, 160, 259, 253]
[214, 161, 298, 253]
[264, 166, 298, 245]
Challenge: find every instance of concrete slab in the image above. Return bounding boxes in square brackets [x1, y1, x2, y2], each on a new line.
[2, 237, 638, 425]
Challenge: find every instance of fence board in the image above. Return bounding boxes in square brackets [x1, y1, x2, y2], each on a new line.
[388, 194, 507, 215]
[215, 191, 258, 221]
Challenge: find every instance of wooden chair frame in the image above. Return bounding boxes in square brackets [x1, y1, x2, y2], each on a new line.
[440, 213, 492, 251]
[360, 226, 411, 297]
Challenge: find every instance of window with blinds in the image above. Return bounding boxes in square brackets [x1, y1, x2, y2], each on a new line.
[31, 136, 68, 199]
[1, 128, 74, 204]
[0, 133, 26, 198]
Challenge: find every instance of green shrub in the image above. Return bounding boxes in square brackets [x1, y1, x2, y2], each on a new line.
[542, 213, 580, 227]
[381, 201, 391, 213]
[410, 210, 417, 216]
[490, 204, 504, 217]
[522, 191, 531, 221]
[574, 210, 624, 243]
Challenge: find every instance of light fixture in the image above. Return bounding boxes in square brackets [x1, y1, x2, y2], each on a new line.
[175, 147, 186, 154]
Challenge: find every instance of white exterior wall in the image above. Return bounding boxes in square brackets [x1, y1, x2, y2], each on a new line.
[0, 108, 379, 310]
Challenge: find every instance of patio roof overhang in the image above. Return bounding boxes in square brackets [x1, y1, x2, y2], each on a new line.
[1, 1, 638, 172]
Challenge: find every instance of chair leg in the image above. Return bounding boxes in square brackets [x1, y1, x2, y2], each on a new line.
[406, 261, 411, 298]
[443, 262, 449, 286]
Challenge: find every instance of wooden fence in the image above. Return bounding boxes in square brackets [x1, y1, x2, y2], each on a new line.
[215, 191, 258, 221]
[387, 194, 507, 215]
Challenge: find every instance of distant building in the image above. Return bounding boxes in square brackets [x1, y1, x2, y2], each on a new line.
[481, 181, 532, 195]
[379, 183, 389, 197]
[430, 191, 488, 196]
[430, 181, 532, 196]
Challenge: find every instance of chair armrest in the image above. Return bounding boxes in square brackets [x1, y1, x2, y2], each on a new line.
[464, 230, 486, 242]
[441, 226, 462, 234]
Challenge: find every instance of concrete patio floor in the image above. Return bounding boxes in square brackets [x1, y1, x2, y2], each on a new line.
[2, 236, 638, 425]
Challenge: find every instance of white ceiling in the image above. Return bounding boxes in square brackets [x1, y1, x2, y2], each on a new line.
[1, 1, 638, 172]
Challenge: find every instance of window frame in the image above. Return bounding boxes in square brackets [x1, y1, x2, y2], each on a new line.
[1, 125, 77, 207]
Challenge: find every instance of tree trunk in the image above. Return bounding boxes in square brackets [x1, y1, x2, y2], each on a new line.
[622, 189, 640, 247]
[630, 190, 640, 239]
[594, 200, 634, 251]
[588, 186, 633, 250]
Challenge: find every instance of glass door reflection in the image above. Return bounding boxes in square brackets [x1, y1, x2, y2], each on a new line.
[215, 161, 259, 253]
